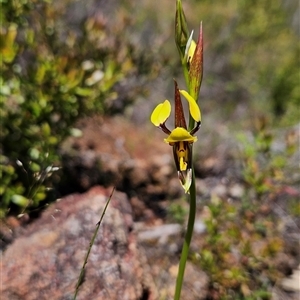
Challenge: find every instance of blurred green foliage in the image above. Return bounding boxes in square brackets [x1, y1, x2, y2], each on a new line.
[0, 0, 156, 217]
[195, 116, 298, 298]
[196, 198, 284, 299]
[168, 201, 187, 225]
[189, 0, 299, 125]
[237, 116, 298, 198]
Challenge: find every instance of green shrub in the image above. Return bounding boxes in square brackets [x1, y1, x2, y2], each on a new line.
[189, 0, 299, 125]
[196, 198, 284, 299]
[194, 117, 298, 298]
[237, 116, 297, 199]
[0, 0, 155, 217]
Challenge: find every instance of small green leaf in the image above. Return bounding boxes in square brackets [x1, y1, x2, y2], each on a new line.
[29, 148, 40, 160]
[29, 162, 41, 172]
[41, 122, 51, 136]
[11, 194, 29, 207]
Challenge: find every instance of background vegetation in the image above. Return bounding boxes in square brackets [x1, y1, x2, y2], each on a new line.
[0, 0, 158, 216]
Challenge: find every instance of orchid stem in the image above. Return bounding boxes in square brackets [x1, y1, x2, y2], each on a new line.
[174, 170, 196, 300]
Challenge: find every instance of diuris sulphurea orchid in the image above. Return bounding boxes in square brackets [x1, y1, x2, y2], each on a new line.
[172, 2, 203, 299]
[150, 80, 201, 193]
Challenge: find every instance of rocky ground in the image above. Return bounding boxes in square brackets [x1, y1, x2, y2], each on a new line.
[1, 116, 299, 299]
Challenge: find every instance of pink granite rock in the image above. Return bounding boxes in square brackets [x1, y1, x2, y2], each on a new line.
[0, 186, 156, 300]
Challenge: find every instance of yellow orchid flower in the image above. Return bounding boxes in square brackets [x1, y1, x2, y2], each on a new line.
[150, 80, 201, 193]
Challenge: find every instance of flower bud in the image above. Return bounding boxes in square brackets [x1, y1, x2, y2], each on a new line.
[189, 22, 203, 100]
[175, 0, 189, 60]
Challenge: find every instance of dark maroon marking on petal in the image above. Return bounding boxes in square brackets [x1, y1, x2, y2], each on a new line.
[159, 123, 171, 134]
[190, 121, 201, 135]
[174, 80, 187, 129]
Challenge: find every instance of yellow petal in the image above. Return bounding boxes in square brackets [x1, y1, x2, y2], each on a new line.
[164, 127, 197, 144]
[180, 157, 187, 171]
[179, 90, 201, 122]
[175, 141, 189, 171]
[188, 40, 196, 62]
[184, 30, 196, 60]
[150, 100, 171, 126]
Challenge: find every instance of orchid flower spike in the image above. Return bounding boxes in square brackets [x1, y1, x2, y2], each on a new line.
[150, 80, 201, 193]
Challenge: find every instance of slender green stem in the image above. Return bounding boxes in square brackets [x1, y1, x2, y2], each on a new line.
[174, 171, 196, 300]
[73, 187, 115, 300]
[182, 60, 190, 92]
